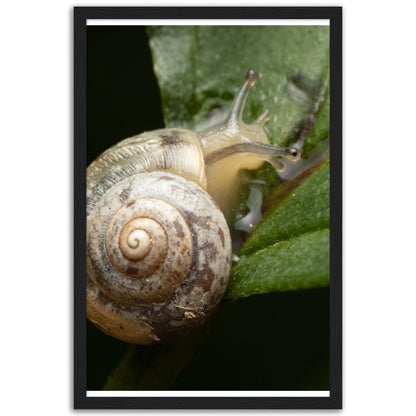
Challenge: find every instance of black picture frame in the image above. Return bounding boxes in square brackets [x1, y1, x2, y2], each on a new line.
[74, 6, 342, 409]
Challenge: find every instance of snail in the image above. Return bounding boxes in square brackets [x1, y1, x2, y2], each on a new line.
[87, 69, 301, 344]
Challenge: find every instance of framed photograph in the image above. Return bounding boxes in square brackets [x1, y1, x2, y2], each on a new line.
[74, 6, 342, 409]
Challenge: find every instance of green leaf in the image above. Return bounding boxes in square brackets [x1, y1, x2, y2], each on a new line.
[103, 337, 202, 391]
[103, 304, 230, 390]
[303, 81, 330, 157]
[241, 161, 330, 256]
[226, 229, 329, 299]
[148, 26, 330, 149]
[226, 162, 330, 299]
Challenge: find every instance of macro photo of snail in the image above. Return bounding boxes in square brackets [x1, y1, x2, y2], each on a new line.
[85, 24, 331, 391]
[87, 69, 301, 345]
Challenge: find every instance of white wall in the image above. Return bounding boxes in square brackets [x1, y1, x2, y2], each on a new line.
[1, 0, 415, 414]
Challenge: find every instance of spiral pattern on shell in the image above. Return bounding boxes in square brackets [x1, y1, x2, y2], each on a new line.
[87, 171, 232, 344]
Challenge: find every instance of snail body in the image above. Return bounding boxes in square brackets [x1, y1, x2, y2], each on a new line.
[87, 69, 300, 344]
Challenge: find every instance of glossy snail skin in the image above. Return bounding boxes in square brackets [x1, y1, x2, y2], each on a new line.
[198, 69, 300, 214]
[87, 69, 301, 344]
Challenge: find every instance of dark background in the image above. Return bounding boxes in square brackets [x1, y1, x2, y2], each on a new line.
[87, 26, 164, 165]
[86, 26, 329, 391]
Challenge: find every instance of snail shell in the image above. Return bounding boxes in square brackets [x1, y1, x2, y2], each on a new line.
[87, 131, 232, 344]
[87, 69, 300, 344]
